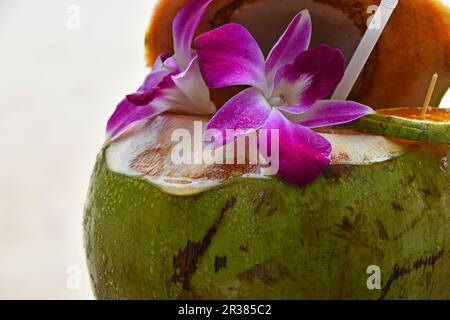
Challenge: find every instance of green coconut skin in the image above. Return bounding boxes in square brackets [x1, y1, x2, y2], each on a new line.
[84, 144, 450, 300]
[356, 113, 450, 145]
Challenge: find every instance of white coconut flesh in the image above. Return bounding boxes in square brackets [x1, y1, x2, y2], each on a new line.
[105, 114, 410, 195]
[229, 0, 363, 64]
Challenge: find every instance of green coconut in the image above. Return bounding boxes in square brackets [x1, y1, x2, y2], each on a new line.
[84, 115, 450, 300]
[84, 0, 450, 300]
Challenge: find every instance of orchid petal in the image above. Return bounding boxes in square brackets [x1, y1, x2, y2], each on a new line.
[265, 10, 312, 79]
[138, 54, 173, 92]
[144, 72, 210, 116]
[292, 100, 374, 128]
[152, 97, 203, 115]
[126, 70, 175, 106]
[153, 76, 201, 114]
[207, 87, 271, 147]
[152, 53, 171, 70]
[107, 72, 185, 138]
[138, 69, 173, 93]
[125, 90, 156, 106]
[274, 45, 345, 106]
[163, 56, 179, 69]
[171, 56, 216, 115]
[172, 0, 213, 69]
[106, 99, 167, 139]
[277, 105, 312, 115]
[196, 23, 267, 92]
[262, 109, 331, 186]
[128, 62, 214, 117]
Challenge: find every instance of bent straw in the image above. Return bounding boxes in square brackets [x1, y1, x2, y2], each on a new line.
[331, 0, 399, 100]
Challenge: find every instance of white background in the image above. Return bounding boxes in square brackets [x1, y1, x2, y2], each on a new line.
[0, 0, 449, 300]
[0, 0, 157, 299]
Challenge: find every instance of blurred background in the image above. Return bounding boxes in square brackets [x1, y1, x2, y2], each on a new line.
[0, 0, 157, 299]
[0, 0, 449, 300]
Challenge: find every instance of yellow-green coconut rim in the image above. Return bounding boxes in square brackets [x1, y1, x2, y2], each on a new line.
[356, 108, 450, 145]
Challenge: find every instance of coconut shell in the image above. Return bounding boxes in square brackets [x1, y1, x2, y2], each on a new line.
[85, 143, 450, 299]
[145, 0, 450, 109]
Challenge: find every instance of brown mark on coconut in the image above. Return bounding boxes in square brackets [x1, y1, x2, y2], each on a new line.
[323, 165, 352, 181]
[252, 188, 282, 216]
[214, 256, 228, 273]
[391, 211, 431, 242]
[405, 174, 416, 186]
[391, 201, 404, 212]
[253, 189, 270, 214]
[172, 197, 237, 290]
[332, 152, 351, 164]
[375, 219, 389, 241]
[239, 244, 250, 253]
[237, 258, 293, 285]
[332, 217, 385, 259]
[339, 217, 356, 233]
[379, 250, 445, 300]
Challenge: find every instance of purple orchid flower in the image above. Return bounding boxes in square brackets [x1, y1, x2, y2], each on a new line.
[195, 10, 374, 186]
[106, 0, 216, 139]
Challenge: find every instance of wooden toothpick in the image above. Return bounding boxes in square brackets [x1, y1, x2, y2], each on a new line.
[421, 73, 438, 119]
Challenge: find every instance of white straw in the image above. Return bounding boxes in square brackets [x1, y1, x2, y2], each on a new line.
[331, 0, 399, 100]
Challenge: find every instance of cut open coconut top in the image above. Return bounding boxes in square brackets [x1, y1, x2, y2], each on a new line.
[227, 0, 362, 64]
[106, 114, 410, 195]
[146, 0, 450, 108]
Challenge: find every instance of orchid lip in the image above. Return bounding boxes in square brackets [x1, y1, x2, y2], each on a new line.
[268, 95, 287, 107]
